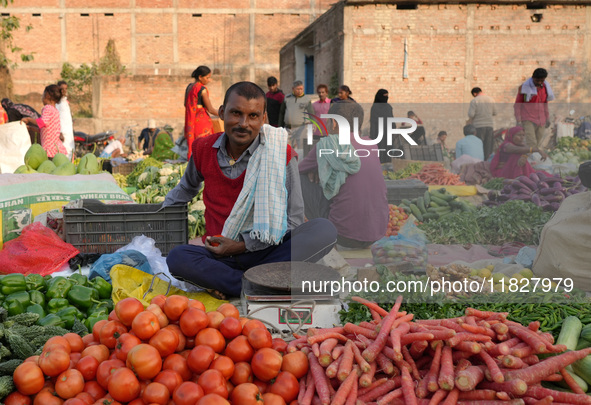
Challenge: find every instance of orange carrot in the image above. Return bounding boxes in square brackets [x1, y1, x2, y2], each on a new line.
[300, 372, 315, 405]
[326, 355, 343, 379]
[491, 323, 508, 335]
[343, 373, 358, 405]
[376, 352, 396, 375]
[351, 296, 388, 317]
[344, 323, 377, 339]
[455, 358, 472, 372]
[505, 348, 591, 385]
[438, 345, 455, 391]
[500, 355, 526, 369]
[308, 326, 346, 336]
[402, 346, 421, 381]
[350, 339, 371, 373]
[410, 340, 429, 359]
[454, 341, 481, 354]
[308, 332, 348, 345]
[401, 333, 435, 345]
[337, 340, 355, 382]
[312, 342, 320, 357]
[427, 389, 448, 405]
[478, 380, 528, 396]
[464, 308, 508, 320]
[447, 332, 491, 347]
[332, 345, 345, 360]
[401, 366, 419, 405]
[362, 298, 403, 363]
[506, 323, 547, 354]
[318, 338, 339, 367]
[288, 336, 308, 352]
[298, 376, 307, 404]
[308, 352, 331, 405]
[441, 388, 459, 405]
[542, 373, 563, 382]
[359, 361, 377, 388]
[479, 350, 504, 383]
[460, 323, 495, 338]
[426, 342, 443, 393]
[376, 387, 403, 405]
[390, 323, 411, 361]
[359, 321, 378, 330]
[357, 377, 401, 403]
[496, 391, 511, 401]
[455, 366, 485, 391]
[357, 377, 388, 397]
[392, 313, 414, 328]
[332, 368, 359, 405]
[525, 385, 591, 404]
[457, 390, 497, 401]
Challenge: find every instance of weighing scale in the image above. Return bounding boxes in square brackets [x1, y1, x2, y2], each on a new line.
[240, 262, 343, 331]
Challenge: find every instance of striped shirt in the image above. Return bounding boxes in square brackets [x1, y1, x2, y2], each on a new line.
[37, 105, 66, 158]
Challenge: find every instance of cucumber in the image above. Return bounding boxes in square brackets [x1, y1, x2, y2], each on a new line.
[430, 191, 456, 201]
[429, 201, 440, 208]
[430, 195, 449, 207]
[577, 338, 591, 350]
[422, 212, 439, 221]
[423, 190, 430, 207]
[409, 204, 423, 221]
[573, 355, 591, 385]
[417, 197, 427, 214]
[557, 316, 583, 351]
[401, 199, 413, 206]
[580, 324, 591, 341]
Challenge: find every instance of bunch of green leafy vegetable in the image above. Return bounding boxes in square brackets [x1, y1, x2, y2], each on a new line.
[483, 177, 505, 190]
[126, 157, 163, 187]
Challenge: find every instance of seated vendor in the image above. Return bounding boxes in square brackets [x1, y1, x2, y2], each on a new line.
[490, 126, 548, 179]
[163, 81, 337, 299]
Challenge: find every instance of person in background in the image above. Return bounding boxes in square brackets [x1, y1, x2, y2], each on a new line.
[139, 119, 159, 154]
[185, 65, 218, 159]
[299, 100, 388, 249]
[514, 68, 554, 148]
[56, 80, 75, 160]
[20, 85, 66, 158]
[370, 89, 394, 164]
[456, 124, 484, 161]
[468, 87, 497, 160]
[278, 80, 314, 151]
[331, 85, 355, 103]
[1, 98, 41, 144]
[402, 111, 426, 145]
[437, 130, 453, 158]
[490, 126, 548, 179]
[265, 76, 284, 127]
[163, 81, 336, 299]
[0, 103, 7, 124]
[100, 136, 127, 159]
[303, 83, 332, 157]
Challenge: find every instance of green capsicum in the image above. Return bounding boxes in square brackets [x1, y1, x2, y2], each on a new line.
[28, 290, 45, 308]
[87, 300, 111, 316]
[25, 274, 46, 292]
[4, 291, 31, 309]
[90, 277, 112, 299]
[67, 285, 100, 311]
[47, 298, 70, 313]
[5, 300, 24, 316]
[26, 304, 46, 318]
[68, 273, 88, 287]
[84, 312, 108, 331]
[0, 274, 26, 295]
[46, 277, 73, 300]
[38, 313, 66, 327]
[56, 307, 82, 329]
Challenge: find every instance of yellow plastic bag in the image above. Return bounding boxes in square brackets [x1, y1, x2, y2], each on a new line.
[428, 185, 478, 196]
[110, 264, 226, 312]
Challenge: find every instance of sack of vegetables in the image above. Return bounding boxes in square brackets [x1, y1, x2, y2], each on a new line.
[370, 217, 427, 272]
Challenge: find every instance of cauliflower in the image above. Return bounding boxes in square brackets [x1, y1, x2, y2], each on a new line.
[154, 196, 165, 203]
[188, 214, 197, 223]
[138, 172, 148, 183]
[130, 193, 137, 200]
[190, 200, 206, 211]
[159, 167, 174, 176]
[159, 176, 168, 185]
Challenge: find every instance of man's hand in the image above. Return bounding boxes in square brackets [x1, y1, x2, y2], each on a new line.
[205, 235, 246, 257]
[307, 171, 320, 184]
[518, 155, 527, 167]
[59, 133, 65, 142]
[539, 149, 549, 161]
[545, 120, 551, 128]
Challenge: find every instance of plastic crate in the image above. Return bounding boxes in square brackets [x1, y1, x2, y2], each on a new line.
[402, 144, 444, 161]
[63, 200, 187, 256]
[385, 179, 428, 205]
[112, 162, 138, 176]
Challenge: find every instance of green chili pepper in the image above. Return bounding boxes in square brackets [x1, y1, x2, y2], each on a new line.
[26, 304, 46, 318]
[84, 312, 108, 331]
[66, 285, 100, 310]
[38, 313, 66, 327]
[28, 290, 45, 308]
[0, 274, 27, 295]
[4, 300, 24, 316]
[25, 274, 46, 292]
[4, 291, 31, 309]
[90, 277, 112, 299]
[47, 298, 70, 313]
[46, 277, 73, 300]
[56, 307, 82, 329]
[69, 273, 88, 287]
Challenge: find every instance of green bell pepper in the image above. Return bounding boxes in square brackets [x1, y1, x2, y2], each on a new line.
[84, 312, 108, 331]
[90, 277, 112, 299]
[46, 277, 73, 300]
[5, 300, 24, 316]
[28, 290, 45, 308]
[69, 273, 88, 287]
[56, 307, 82, 329]
[4, 291, 31, 309]
[67, 285, 99, 311]
[26, 304, 46, 318]
[0, 274, 26, 295]
[87, 300, 111, 316]
[47, 298, 70, 313]
[38, 313, 66, 327]
[25, 274, 46, 292]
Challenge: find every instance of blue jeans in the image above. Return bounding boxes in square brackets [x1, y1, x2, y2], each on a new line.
[166, 218, 337, 297]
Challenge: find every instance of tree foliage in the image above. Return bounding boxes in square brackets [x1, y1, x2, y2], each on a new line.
[0, 0, 34, 68]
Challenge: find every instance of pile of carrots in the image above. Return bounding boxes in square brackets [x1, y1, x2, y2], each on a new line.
[288, 296, 591, 405]
[410, 163, 465, 186]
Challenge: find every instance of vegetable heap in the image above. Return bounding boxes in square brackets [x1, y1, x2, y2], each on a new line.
[485, 172, 587, 211]
[385, 205, 409, 237]
[399, 188, 474, 223]
[549, 137, 591, 165]
[409, 163, 465, 186]
[384, 162, 424, 180]
[293, 296, 591, 405]
[6, 297, 304, 405]
[14, 145, 103, 176]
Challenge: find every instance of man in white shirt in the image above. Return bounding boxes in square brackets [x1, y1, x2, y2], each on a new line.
[100, 136, 126, 158]
[468, 87, 496, 160]
[56, 80, 75, 160]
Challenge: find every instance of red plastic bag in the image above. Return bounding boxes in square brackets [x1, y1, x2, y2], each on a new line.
[0, 222, 79, 276]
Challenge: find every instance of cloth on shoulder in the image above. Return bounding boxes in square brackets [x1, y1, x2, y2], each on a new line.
[316, 134, 361, 200]
[221, 124, 289, 245]
[520, 77, 555, 102]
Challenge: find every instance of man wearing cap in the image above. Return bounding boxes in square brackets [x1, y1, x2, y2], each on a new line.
[139, 119, 159, 154]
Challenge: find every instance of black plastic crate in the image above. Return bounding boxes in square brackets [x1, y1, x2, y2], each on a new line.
[63, 200, 187, 256]
[112, 162, 138, 176]
[402, 144, 443, 161]
[385, 179, 428, 205]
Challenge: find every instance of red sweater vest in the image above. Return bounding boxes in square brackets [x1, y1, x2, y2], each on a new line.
[192, 132, 295, 240]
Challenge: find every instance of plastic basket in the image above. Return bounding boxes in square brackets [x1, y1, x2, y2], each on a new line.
[112, 162, 138, 176]
[402, 144, 444, 161]
[385, 179, 428, 205]
[63, 200, 187, 256]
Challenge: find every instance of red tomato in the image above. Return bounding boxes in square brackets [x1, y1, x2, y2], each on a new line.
[188, 299, 206, 311]
[251, 348, 282, 382]
[262, 393, 286, 405]
[164, 324, 186, 352]
[150, 294, 167, 309]
[64, 333, 85, 353]
[39, 346, 71, 377]
[195, 328, 225, 353]
[146, 304, 169, 328]
[33, 390, 64, 405]
[197, 394, 231, 405]
[81, 334, 96, 348]
[108, 367, 141, 403]
[271, 338, 288, 355]
[149, 328, 180, 357]
[253, 379, 268, 395]
[162, 353, 192, 381]
[83, 381, 107, 401]
[231, 362, 254, 385]
[219, 317, 242, 339]
[153, 369, 183, 395]
[62, 398, 86, 405]
[163, 295, 189, 321]
[241, 320, 266, 337]
[210, 355, 235, 380]
[197, 370, 228, 398]
[187, 344, 215, 374]
[131, 311, 161, 340]
[216, 303, 239, 319]
[44, 336, 71, 353]
[75, 355, 99, 381]
[108, 309, 120, 322]
[114, 333, 141, 362]
[206, 311, 225, 329]
[74, 392, 94, 404]
[280, 351, 309, 379]
[172, 382, 204, 405]
[96, 359, 125, 389]
[247, 328, 273, 350]
[99, 321, 128, 349]
[142, 382, 170, 405]
[269, 372, 299, 403]
[13, 362, 44, 396]
[126, 344, 162, 380]
[4, 391, 32, 405]
[55, 369, 85, 399]
[115, 297, 144, 326]
[80, 345, 109, 364]
[230, 383, 263, 405]
[179, 307, 209, 337]
[224, 335, 254, 363]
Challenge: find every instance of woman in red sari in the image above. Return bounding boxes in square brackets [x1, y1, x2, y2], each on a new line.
[184, 66, 218, 158]
[490, 126, 548, 179]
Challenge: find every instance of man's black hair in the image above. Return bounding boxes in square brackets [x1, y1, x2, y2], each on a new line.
[328, 99, 364, 128]
[223, 81, 267, 110]
[267, 76, 278, 87]
[463, 124, 477, 136]
[191, 65, 211, 79]
[57, 80, 67, 87]
[533, 68, 548, 79]
[471, 87, 482, 95]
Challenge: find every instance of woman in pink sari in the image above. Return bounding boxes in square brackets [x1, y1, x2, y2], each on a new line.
[490, 126, 548, 179]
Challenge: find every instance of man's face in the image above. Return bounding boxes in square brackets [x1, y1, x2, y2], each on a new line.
[293, 85, 304, 97]
[533, 77, 546, 87]
[268, 83, 278, 93]
[338, 89, 348, 100]
[219, 93, 266, 149]
[149, 128, 156, 134]
[60, 84, 68, 97]
[317, 88, 328, 101]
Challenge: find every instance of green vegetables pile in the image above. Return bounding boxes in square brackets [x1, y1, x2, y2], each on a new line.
[418, 200, 552, 245]
[483, 177, 505, 190]
[384, 162, 424, 180]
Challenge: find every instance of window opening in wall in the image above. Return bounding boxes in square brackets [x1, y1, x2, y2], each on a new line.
[80, 13, 89, 17]
[397, 3, 418, 10]
[192, 14, 202, 17]
[530, 14, 543, 23]
[1, 13, 9, 17]
[155, 35, 160, 38]
[526, 3, 546, 9]
[104, 13, 113, 17]
[155, 61, 160, 65]
[264, 14, 274, 16]
[32, 13, 41, 17]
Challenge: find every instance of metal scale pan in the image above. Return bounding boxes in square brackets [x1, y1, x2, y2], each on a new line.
[242, 261, 340, 301]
